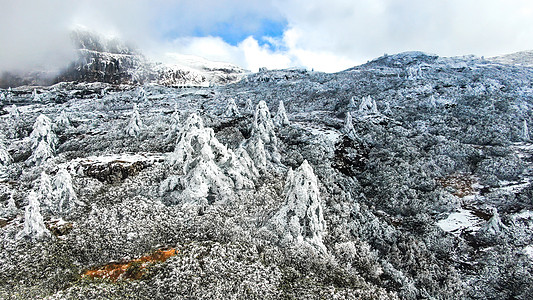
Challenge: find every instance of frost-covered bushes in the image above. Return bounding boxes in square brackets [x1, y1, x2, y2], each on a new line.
[27, 114, 57, 165]
[273, 100, 290, 127]
[222, 98, 240, 118]
[475, 155, 525, 186]
[125, 104, 142, 137]
[246, 100, 281, 170]
[161, 113, 258, 204]
[16, 191, 49, 240]
[271, 160, 327, 253]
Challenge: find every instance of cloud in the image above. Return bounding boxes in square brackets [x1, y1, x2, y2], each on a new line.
[2, 0, 533, 73]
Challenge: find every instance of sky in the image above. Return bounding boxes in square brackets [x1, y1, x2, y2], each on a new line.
[1, 0, 533, 73]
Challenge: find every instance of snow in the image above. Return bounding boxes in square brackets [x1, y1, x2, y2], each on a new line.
[29, 114, 57, 150]
[223, 98, 241, 118]
[358, 95, 379, 116]
[523, 120, 530, 142]
[437, 208, 483, 234]
[125, 104, 142, 137]
[271, 160, 327, 253]
[54, 168, 82, 215]
[16, 191, 49, 240]
[273, 100, 290, 127]
[74, 153, 165, 170]
[523, 245, 533, 259]
[343, 113, 358, 141]
[0, 137, 12, 166]
[162, 113, 257, 203]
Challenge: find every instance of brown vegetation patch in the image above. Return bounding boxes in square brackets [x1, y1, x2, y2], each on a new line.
[83, 248, 177, 282]
[437, 173, 477, 198]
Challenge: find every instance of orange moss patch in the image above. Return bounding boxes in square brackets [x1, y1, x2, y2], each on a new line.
[83, 248, 177, 282]
[437, 173, 477, 198]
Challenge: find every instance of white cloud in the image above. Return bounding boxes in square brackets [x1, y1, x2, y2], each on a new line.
[2, 0, 533, 73]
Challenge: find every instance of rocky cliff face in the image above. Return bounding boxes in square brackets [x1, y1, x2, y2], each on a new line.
[0, 51, 532, 299]
[0, 30, 246, 89]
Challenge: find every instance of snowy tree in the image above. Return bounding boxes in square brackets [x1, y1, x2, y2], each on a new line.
[27, 114, 57, 165]
[522, 120, 530, 142]
[1, 192, 17, 219]
[427, 95, 437, 109]
[223, 98, 241, 118]
[384, 101, 393, 115]
[29, 114, 57, 150]
[125, 104, 142, 137]
[10, 104, 20, 120]
[32, 89, 42, 102]
[251, 101, 276, 144]
[16, 191, 49, 240]
[347, 96, 358, 112]
[271, 160, 327, 253]
[0, 136, 12, 166]
[0, 92, 5, 102]
[246, 100, 281, 169]
[246, 136, 268, 171]
[358, 96, 379, 115]
[54, 109, 71, 130]
[244, 98, 254, 115]
[343, 113, 358, 141]
[167, 103, 181, 142]
[27, 140, 54, 166]
[273, 100, 290, 127]
[162, 113, 257, 204]
[53, 168, 81, 215]
[38, 171, 53, 212]
[480, 208, 508, 236]
[138, 87, 148, 102]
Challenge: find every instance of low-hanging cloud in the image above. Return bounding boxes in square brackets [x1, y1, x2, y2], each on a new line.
[2, 0, 533, 73]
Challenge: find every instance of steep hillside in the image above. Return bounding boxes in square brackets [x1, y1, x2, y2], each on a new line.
[0, 52, 532, 299]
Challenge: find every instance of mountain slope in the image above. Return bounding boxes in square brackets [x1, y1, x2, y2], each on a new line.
[0, 52, 532, 299]
[490, 50, 533, 67]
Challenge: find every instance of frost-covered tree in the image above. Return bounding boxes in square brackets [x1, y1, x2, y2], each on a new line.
[1, 192, 17, 219]
[53, 168, 81, 215]
[138, 87, 148, 102]
[427, 95, 437, 109]
[27, 114, 57, 165]
[522, 120, 530, 142]
[343, 113, 358, 141]
[271, 160, 327, 253]
[10, 104, 19, 120]
[38, 171, 53, 212]
[0, 135, 12, 166]
[54, 109, 71, 130]
[273, 100, 290, 127]
[162, 113, 257, 204]
[246, 101, 281, 169]
[244, 98, 254, 115]
[347, 96, 358, 112]
[480, 208, 507, 236]
[16, 191, 49, 240]
[125, 104, 142, 137]
[384, 101, 393, 115]
[223, 98, 241, 118]
[32, 89, 42, 102]
[358, 96, 379, 115]
[29, 114, 57, 149]
[167, 103, 181, 142]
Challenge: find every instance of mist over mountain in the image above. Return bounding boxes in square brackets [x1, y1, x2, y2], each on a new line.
[0, 30, 246, 89]
[1, 40, 533, 299]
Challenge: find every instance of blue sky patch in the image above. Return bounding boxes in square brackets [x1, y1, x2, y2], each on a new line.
[189, 17, 287, 46]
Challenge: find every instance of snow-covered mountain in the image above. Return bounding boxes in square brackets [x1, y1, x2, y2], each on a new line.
[490, 50, 533, 67]
[0, 30, 246, 88]
[1, 50, 533, 299]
